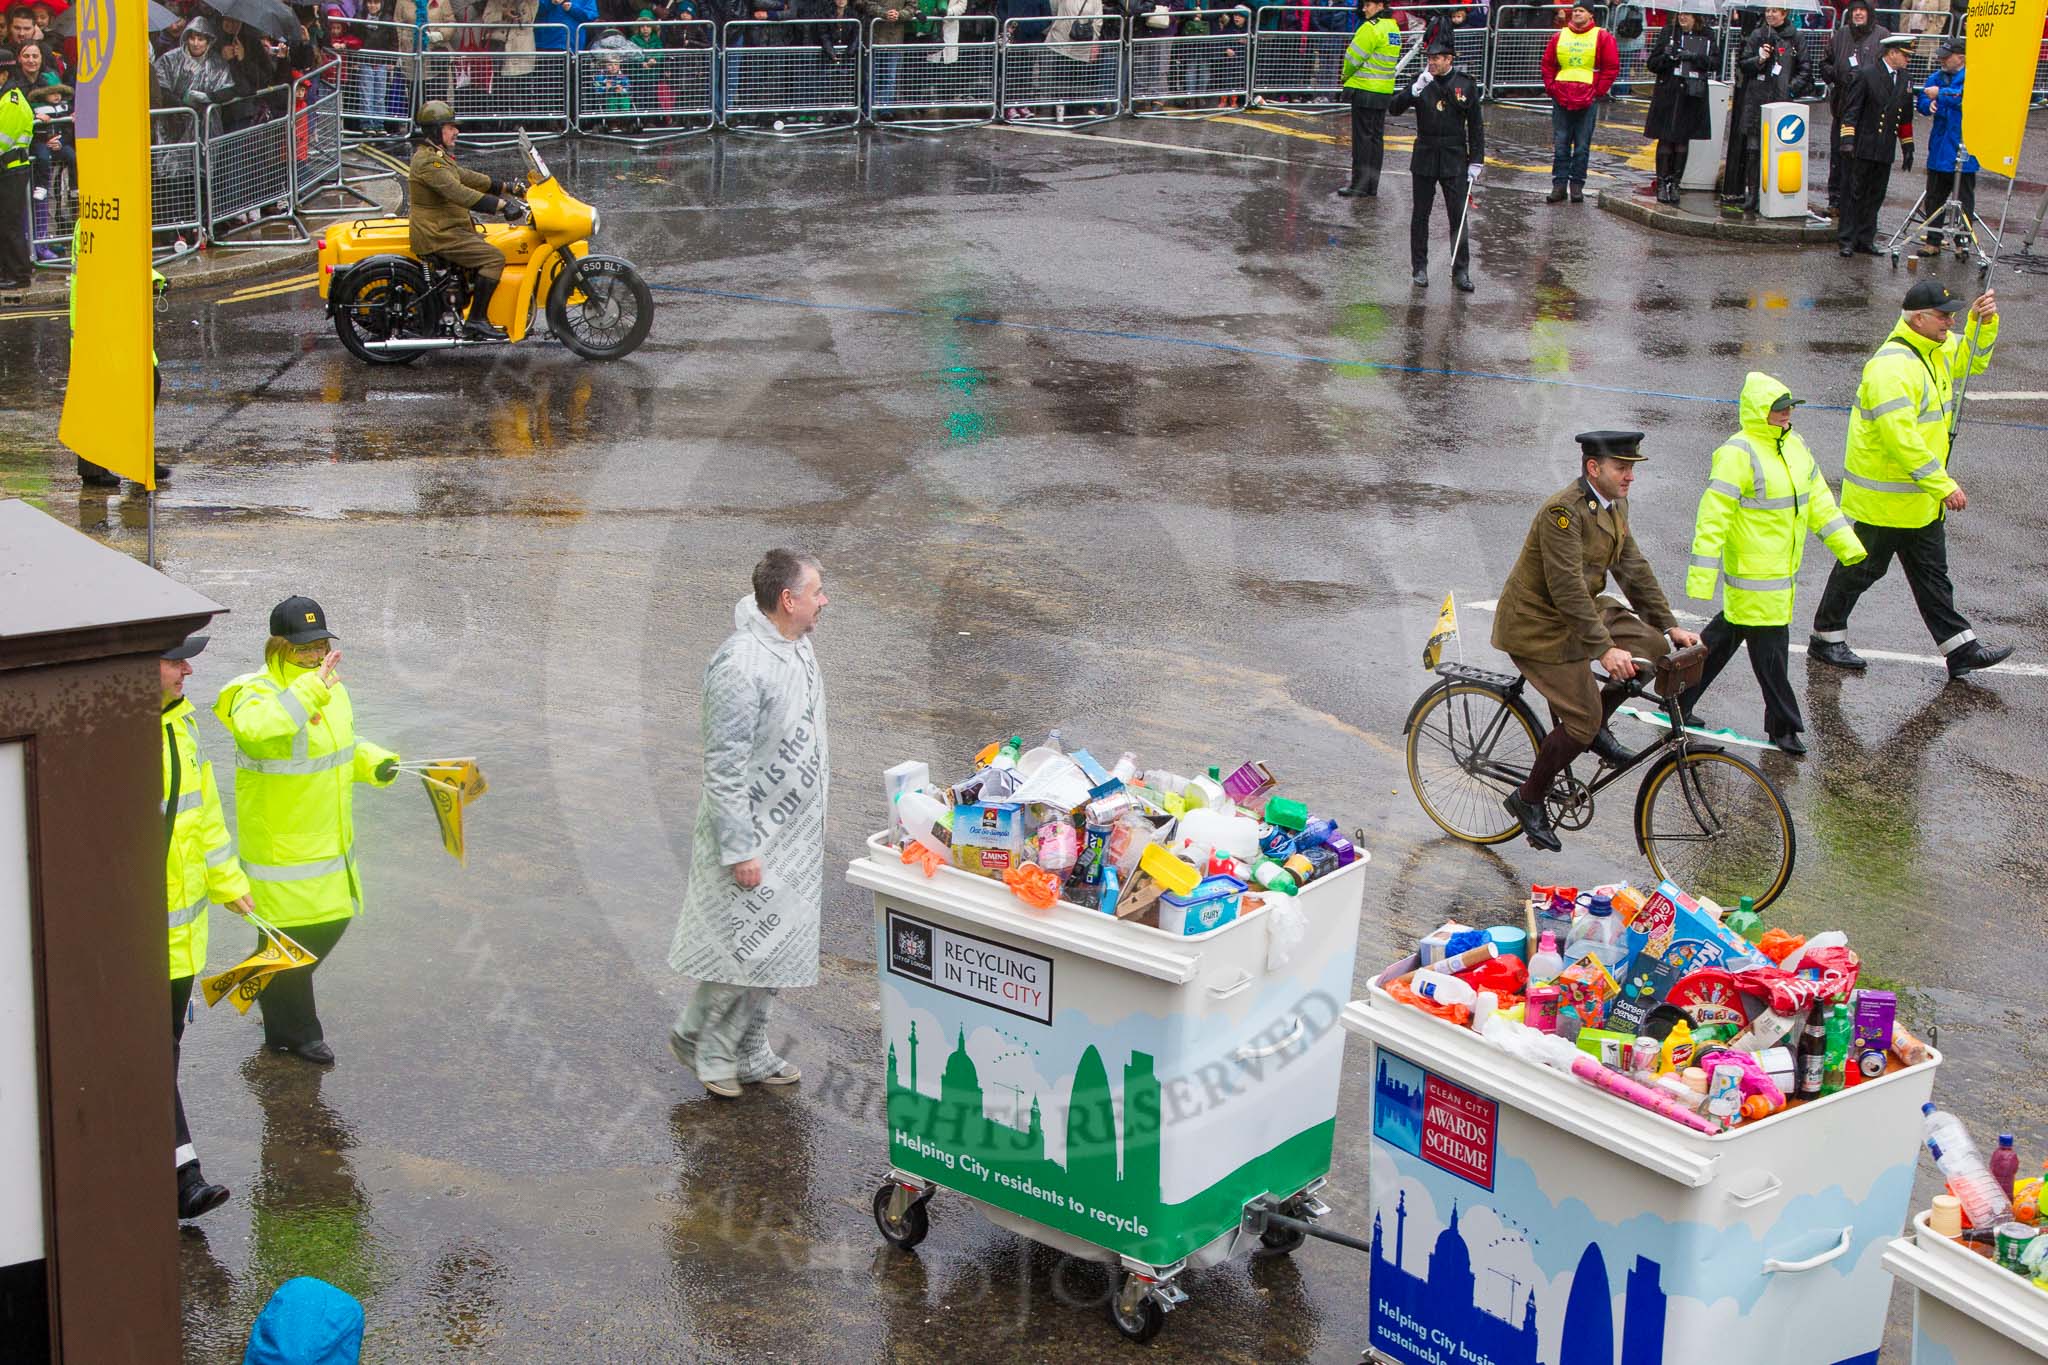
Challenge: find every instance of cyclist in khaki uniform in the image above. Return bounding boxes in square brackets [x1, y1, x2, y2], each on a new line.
[1493, 430, 1700, 850]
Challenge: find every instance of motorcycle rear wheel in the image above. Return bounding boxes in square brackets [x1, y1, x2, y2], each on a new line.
[546, 255, 653, 361]
[333, 261, 433, 366]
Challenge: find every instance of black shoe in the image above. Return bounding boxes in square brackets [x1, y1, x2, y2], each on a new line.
[1361, 180, 1378, 197]
[1452, 268, 1474, 293]
[1772, 732, 1808, 756]
[1334, 184, 1359, 198]
[288, 1040, 336, 1065]
[459, 319, 508, 341]
[0, 276, 30, 291]
[1947, 641, 2014, 679]
[1588, 726, 1635, 766]
[1854, 243, 1882, 256]
[1807, 638, 1868, 672]
[1569, 184, 1585, 203]
[1502, 791, 1562, 853]
[1546, 185, 1567, 204]
[1838, 244, 1856, 257]
[76, 458, 120, 487]
[1411, 268, 1428, 287]
[177, 1172, 231, 1221]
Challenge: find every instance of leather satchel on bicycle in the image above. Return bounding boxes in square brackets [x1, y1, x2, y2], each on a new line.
[1653, 643, 1708, 700]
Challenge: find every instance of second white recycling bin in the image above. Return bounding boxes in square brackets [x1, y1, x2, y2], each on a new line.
[1342, 961, 1940, 1365]
[1885, 1209, 2048, 1363]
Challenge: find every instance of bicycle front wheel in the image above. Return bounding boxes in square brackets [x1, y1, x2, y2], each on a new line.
[1406, 683, 1541, 844]
[1635, 749, 1795, 911]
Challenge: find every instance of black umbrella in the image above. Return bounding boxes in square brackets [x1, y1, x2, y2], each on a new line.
[53, 1, 181, 34]
[203, 0, 301, 42]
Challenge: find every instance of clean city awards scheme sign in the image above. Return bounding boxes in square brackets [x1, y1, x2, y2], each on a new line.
[1962, 0, 2048, 175]
[56, 0, 156, 488]
[886, 908, 1053, 1024]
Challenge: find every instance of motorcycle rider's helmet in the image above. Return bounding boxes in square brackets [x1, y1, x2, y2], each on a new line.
[415, 100, 458, 143]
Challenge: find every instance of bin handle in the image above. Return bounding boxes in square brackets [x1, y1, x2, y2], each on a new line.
[1762, 1227, 1852, 1275]
[1234, 1016, 1305, 1061]
[1727, 1173, 1783, 1209]
[1208, 970, 1254, 1000]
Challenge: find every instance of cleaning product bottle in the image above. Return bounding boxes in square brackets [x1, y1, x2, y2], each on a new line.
[1564, 893, 1627, 972]
[1527, 932, 1565, 985]
[1923, 1103, 2014, 1226]
[896, 790, 953, 860]
[1821, 1002, 1853, 1094]
[1992, 1135, 2021, 1200]
[1411, 970, 1477, 1008]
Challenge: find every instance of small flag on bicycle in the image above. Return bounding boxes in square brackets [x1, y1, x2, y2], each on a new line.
[1422, 592, 1458, 670]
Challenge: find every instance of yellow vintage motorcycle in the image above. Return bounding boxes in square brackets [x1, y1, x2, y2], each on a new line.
[318, 132, 652, 364]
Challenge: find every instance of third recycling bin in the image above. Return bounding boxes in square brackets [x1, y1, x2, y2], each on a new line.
[1342, 960, 1940, 1365]
[1885, 1209, 2048, 1363]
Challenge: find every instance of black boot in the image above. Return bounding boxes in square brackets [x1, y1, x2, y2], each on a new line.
[177, 1162, 231, 1221]
[1504, 727, 1580, 852]
[77, 456, 120, 488]
[1807, 638, 1868, 672]
[1588, 726, 1636, 766]
[1334, 182, 1360, 198]
[1546, 183, 1567, 204]
[1947, 641, 2014, 679]
[460, 277, 508, 341]
[1452, 267, 1474, 293]
[1411, 268, 1428, 287]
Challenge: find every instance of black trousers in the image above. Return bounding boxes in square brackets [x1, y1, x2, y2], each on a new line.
[1348, 94, 1386, 189]
[254, 917, 351, 1050]
[1827, 119, 1850, 209]
[1410, 174, 1470, 271]
[1840, 157, 1891, 250]
[0, 167, 28, 282]
[172, 974, 196, 1165]
[1680, 615, 1803, 740]
[1812, 519, 1975, 654]
[1726, 137, 1761, 203]
[1921, 167, 1977, 245]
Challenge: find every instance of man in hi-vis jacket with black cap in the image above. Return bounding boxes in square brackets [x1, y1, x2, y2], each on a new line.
[1492, 432, 1701, 851]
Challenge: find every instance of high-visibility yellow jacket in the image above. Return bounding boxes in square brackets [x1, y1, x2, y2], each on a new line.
[214, 658, 397, 929]
[0, 88, 31, 173]
[163, 697, 250, 980]
[1687, 373, 1867, 627]
[1343, 16, 1401, 96]
[1840, 312, 1998, 529]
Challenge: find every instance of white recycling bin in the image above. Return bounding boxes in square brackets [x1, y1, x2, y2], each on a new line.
[1682, 79, 1730, 192]
[1884, 1209, 2048, 1363]
[849, 831, 1368, 1278]
[1341, 960, 1940, 1365]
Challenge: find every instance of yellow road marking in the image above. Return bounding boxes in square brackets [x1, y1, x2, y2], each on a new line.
[221, 275, 320, 305]
[1214, 114, 1339, 144]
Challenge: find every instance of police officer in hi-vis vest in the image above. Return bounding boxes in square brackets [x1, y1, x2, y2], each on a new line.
[1336, 0, 1401, 198]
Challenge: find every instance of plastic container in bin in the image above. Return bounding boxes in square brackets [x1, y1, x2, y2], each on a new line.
[1341, 959, 1940, 1365]
[1885, 1208, 2048, 1363]
[850, 832, 1367, 1277]
[1158, 874, 1246, 937]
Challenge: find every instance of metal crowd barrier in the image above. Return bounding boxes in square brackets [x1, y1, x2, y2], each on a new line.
[1397, 4, 1492, 80]
[574, 22, 717, 140]
[343, 18, 422, 139]
[26, 114, 75, 268]
[1486, 3, 1609, 106]
[1130, 7, 1253, 117]
[417, 21, 573, 144]
[2037, 37, 2048, 103]
[868, 14, 1000, 128]
[1249, 5, 1352, 107]
[1718, 11, 1847, 92]
[149, 106, 207, 257]
[293, 60, 381, 219]
[721, 18, 864, 134]
[1868, 6, 1952, 85]
[203, 89, 311, 249]
[998, 13, 1125, 125]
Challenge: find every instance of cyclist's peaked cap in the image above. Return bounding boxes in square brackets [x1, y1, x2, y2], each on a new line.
[1574, 430, 1648, 462]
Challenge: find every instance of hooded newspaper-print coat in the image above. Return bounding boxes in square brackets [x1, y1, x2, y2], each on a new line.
[667, 596, 830, 989]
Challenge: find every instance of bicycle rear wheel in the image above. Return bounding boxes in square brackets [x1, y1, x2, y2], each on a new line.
[1635, 749, 1795, 911]
[1406, 683, 1541, 844]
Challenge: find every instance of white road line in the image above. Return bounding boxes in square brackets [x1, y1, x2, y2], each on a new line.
[1965, 391, 2048, 402]
[1459, 598, 2048, 678]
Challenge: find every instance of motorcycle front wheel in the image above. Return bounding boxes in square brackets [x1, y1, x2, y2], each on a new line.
[332, 260, 433, 366]
[546, 255, 653, 362]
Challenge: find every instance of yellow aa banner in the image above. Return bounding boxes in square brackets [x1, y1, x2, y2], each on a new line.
[1962, 0, 2048, 177]
[55, 0, 155, 488]
[419, 760, 488, 864]
[201, 917, 318, 1013]
[1422, 592, 1459, 671]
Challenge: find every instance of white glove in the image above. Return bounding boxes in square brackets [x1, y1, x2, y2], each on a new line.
[1410, 72, 1430, 96]
[1467, 162, 1482, 182]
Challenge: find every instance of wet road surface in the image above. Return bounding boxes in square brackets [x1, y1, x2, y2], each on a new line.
[4, 105, 2048, 1363]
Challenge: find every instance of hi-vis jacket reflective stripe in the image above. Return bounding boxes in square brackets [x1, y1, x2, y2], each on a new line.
[163, 697, 250, 980]
[1688, 373, 1866, 627]
[1343, 16, 1401, 94]
[214, 657, 397, 930]
[1552, 24, 1599, 82]
[0, 89, 32, 172]
[1840, 311, 1998, 529]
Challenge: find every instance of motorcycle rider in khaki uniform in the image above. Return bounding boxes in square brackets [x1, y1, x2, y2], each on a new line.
[407, 100, 529, 341]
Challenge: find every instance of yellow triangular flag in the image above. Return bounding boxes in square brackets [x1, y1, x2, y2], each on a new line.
[201, 917, 317, 1013]
[421, 772, 468, 864]
[1422, 592, 1459, 671]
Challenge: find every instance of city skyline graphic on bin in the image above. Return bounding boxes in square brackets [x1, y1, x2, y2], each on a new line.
[1370, 1189, 1668, 1365]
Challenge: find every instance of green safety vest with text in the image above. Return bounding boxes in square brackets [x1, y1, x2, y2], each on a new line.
[1687, 373, 1866, 627]
[163, 697, 251, 980]
[1839, 314, 1999, 529]
[1343, 16, 1401, 94]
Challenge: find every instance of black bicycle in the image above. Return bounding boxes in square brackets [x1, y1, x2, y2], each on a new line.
[1403, 655, 1796, 910]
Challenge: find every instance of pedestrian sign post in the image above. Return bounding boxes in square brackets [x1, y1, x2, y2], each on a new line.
[1759, 101, 1808, 218]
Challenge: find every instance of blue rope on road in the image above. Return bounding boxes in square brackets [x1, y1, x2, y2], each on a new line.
[649, 282, 2048, 434]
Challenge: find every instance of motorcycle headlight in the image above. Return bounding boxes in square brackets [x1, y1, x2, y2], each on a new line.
[589, 208, 601, 238]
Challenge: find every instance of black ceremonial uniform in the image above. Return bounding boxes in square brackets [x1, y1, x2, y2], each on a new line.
[1837, 56, 1914, 253]
[1388, 64, 1485, 277]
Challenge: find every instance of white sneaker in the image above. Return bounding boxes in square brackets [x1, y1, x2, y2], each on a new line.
[31, 186, 46, 202]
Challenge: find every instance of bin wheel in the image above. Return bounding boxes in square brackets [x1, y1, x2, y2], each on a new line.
[1257, 1222, 1308, 1256]
[1108, 1272, 1166, 1344]
[872, 1182, 929, 1251]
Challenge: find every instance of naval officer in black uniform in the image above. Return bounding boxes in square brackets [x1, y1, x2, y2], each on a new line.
[1389, 38, 1486, 292]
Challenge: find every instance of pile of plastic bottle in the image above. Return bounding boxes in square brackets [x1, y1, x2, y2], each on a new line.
[1386, 877, 1931, 1136]
[886, 734, 1358, 934]
[1919, 1109, 2048, 1289]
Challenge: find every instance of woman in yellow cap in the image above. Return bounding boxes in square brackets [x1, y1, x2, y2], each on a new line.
[215, 596, 400, 1063]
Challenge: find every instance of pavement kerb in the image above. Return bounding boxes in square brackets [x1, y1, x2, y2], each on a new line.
[0, 243, 320, 312]
[1596, 187, 1839, 245]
